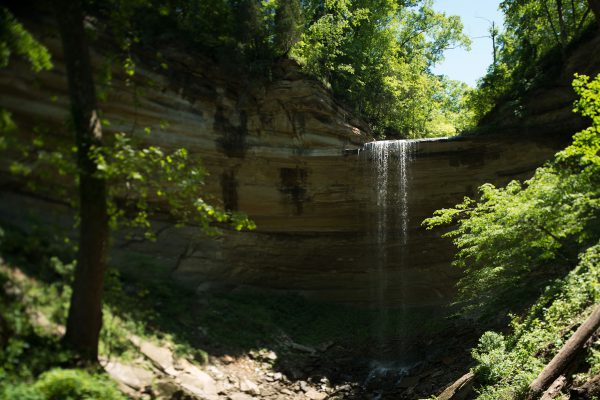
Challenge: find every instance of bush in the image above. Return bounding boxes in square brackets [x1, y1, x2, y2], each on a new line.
[34, 368, 126, 400]
[0, 383, 44, 400]
[472, 331, 512, 384]
[0, 368, 126, 400]
[471, 242, 600, 399]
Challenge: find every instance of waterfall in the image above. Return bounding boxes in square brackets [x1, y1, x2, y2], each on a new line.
[361, 139, 417, 355]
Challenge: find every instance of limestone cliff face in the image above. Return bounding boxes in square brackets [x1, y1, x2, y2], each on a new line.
[0, 26, 575, 308]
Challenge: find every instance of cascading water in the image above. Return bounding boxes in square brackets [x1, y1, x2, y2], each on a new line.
[360, 139, 417, 393]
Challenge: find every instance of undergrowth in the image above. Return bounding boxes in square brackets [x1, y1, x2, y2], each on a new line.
[0, 278, 125, 398]
[471, 242, 600, 399]
[425, 74, 600, 399]
[0, 219, 447, 397]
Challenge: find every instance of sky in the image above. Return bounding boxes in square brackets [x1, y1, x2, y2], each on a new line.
[431, 0, 504, 87]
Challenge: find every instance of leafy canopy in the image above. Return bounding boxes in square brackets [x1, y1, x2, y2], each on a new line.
[467, 0, 595, 123]
[86, 0, 474, 138]
[290, 0, 473, 137]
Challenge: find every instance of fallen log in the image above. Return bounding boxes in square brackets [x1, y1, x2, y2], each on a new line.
[437, 371, 475, 400]
[540, 375, 567, 400]
[529, 304, 600, 396]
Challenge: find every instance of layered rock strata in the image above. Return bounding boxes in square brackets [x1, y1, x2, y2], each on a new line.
[0, 26, 578, 308]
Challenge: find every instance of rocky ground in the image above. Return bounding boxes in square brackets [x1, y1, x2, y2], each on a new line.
[103, 326, 479, 400]
[5, 262, 481, 400]
[104, 335, 345, 400]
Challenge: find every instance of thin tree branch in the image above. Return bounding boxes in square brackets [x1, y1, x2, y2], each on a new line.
[542, 0, 563, 48]
[576, 7, 592, 33]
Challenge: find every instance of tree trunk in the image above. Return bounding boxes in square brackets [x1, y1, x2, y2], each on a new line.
[588, 0, 600, 25]
[54, 0, 109, 362]
[540, 375, 567, 400]
[529, 304, 600, 396]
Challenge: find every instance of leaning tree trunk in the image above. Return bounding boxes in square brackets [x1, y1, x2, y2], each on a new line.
[438, 372, 475, 400]
[529, 304, 600, 396]
[54, 0, 109, 362]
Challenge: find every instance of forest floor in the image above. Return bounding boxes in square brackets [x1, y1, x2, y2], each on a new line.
[0, 224, 484, 399]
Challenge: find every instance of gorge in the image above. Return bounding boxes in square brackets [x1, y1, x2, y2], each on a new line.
[0, 46, 574, 311]
[1, 23, 596, 311]
[1, 12, 600, 399]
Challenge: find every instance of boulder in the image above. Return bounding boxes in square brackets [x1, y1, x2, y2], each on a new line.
[103, 361, 154, 391]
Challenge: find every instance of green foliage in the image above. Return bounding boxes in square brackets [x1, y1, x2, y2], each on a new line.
[1, 369, 126, 400]
[471, 242, 600, 399]
[424, 74, 600, 315]
[427, 77, 476, 136]
[0, 384, 44, 400]
[91, 133, 255, 237]
[471, 332, 512, 384]
[33, 368, 126, 400]
[0, 7, 52, 72]
[573, 72, 600, 123]
[500, 0, 593, 57]
[468, 0, 595, 123]
[290, 0, 473, 137]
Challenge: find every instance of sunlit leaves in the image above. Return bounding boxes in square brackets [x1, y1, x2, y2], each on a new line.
[289, 0, 472, 138]
[90, 133, 255, 239]
[471, 243, 600, 399]
[469, 0, 595, 123]
[423, 74, 600, 314]
[0, 7, 52, 72]
[573, 73, 600, 121]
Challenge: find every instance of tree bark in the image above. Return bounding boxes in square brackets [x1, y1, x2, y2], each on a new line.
[438, 372, 475, 400]
[588, 0, 600, 25]
[529, 304, 600, 396]
[54, 0, 109, 362]
[540, 375, 567, 400]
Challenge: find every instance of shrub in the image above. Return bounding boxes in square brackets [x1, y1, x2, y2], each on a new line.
[0, 383, 44, 400]
[34, 368, 126, 400]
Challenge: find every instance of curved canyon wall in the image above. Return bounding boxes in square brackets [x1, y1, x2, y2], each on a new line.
[0, 26, 577, 308]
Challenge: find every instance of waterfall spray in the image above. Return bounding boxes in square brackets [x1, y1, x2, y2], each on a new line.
[361, 139, 417, 385]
